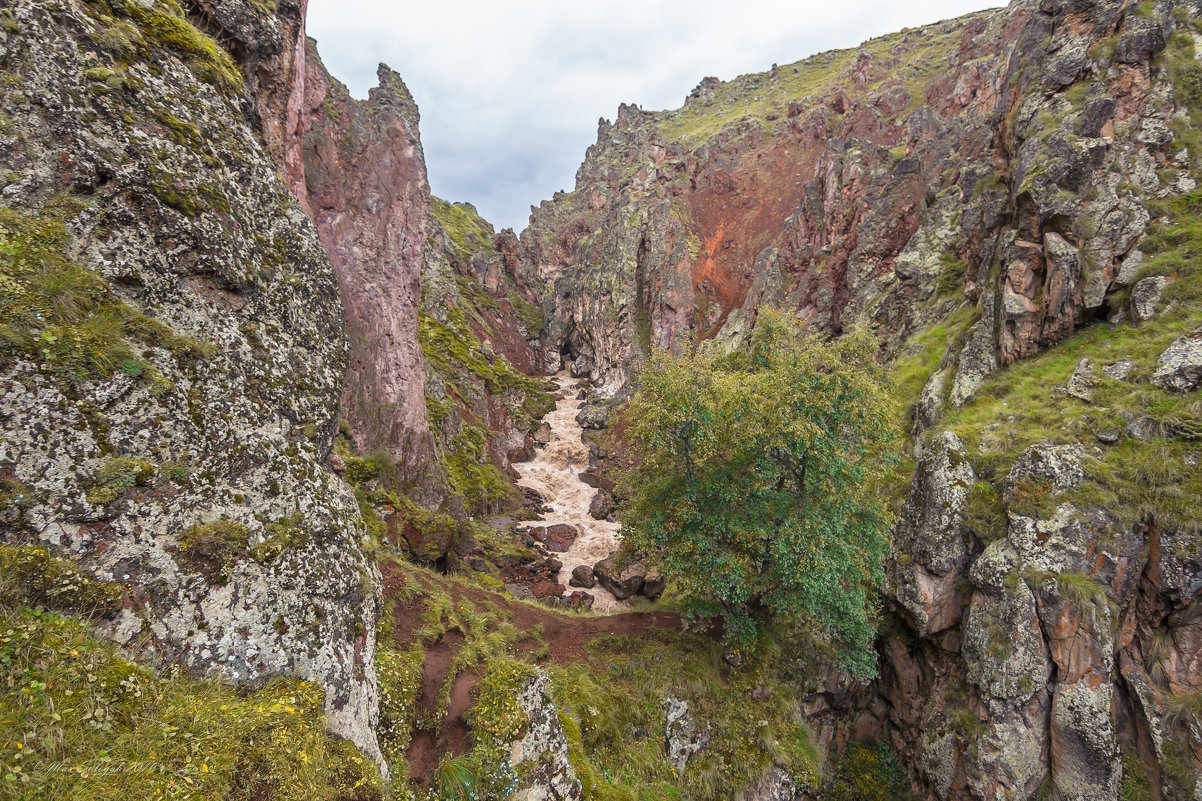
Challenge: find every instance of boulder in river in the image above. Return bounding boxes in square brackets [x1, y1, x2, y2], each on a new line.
[518, 524, 579, 553]
[588, 490, 617, 520]
[576, 403, 610, 429]
[595, 556, 645, 599]
[570, 565, 596, 588]
[567, 591, 595, 610]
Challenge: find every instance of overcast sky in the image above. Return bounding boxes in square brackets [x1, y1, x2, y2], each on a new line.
[308, 1, 1003, 232]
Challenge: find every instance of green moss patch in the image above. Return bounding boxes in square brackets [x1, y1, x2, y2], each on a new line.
[0, 605, 380, 800]
[0, 545, 124, 618]
[0, 202, 217, 385]
[83, 0, 243, 93]
[431, 197, 496, 261]
[545, 630, 819, 801]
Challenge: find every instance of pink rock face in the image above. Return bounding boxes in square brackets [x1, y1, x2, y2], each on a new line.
[290, 44, 435, 487]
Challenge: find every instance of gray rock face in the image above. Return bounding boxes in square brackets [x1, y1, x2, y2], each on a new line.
[890, 432, 977, 635]
[0, 0, 381, 769]
[509, 670, 583, 801]
[1152, 326, 1202, 392]
[663, 697, 709, 775]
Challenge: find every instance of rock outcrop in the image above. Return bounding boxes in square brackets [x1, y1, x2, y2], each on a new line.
[0, 0, 381, 767]
[291, 42, 436, 492]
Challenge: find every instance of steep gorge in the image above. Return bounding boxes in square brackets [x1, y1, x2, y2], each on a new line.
[0, 0, 1200, 799]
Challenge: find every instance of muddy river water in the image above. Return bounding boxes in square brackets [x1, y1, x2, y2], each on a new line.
[513, 373, 625, 612]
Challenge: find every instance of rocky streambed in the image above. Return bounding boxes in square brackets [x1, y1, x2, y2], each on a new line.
[513, 373, 627, 612]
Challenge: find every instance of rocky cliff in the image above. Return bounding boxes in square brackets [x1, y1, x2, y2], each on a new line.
[2, 0, 1200, 798]
[519, 0, 1192, 401]
[290, 40, 436, 494]
[0, 0, 383, 768]
[514, 0, 1202, 798]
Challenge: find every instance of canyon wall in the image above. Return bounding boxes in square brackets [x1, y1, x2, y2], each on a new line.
[0, 0, 383, 766]
[516, 0, 1202, 798]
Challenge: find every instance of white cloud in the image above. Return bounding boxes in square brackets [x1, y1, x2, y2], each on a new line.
[307, 0, 1003, 231]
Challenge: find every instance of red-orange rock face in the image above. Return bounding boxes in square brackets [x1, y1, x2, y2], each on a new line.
[519, 0, 1187, 409]
[288, 43, 436, 488]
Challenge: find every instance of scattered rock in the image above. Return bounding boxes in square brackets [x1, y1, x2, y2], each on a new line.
[1064, 358, 1096, 402]
[1152, 326, 1202, 392]
[594, 556, 645, 600]
[1131, 275, 1167, 322]
[530, 581, 565, 599]
[569, 565, 596, 589]
[1101, 359, 1135, 381]
[506, 584, 536, 601]
[534, 423, 553, 444]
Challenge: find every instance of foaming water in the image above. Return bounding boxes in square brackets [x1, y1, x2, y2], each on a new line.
[514, 372, 625, 613]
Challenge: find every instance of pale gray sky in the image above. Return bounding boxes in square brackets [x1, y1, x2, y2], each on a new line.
[308, 1, 1004, 232]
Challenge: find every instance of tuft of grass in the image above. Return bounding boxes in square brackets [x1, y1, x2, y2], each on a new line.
[964, 481, 1006, 542]
[824, 743, 918, 801]
[176, 519, 250, 585]
[0, 545, 125, 617]
[85, 456, 155, 505]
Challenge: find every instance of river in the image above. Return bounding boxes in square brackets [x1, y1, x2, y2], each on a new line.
[513, 372, 625, 612]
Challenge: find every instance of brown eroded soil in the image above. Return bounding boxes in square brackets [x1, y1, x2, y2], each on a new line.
[380, 560, 681, 789]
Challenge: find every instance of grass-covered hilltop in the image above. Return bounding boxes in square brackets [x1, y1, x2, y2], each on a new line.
[1, 0, 1200, 800]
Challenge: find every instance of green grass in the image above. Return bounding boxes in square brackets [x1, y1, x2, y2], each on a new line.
[0, 605, 380, 801]
[431, 197, 496, 260]
[85, 0, 244, 93]
[655, 15, 978, 146]
[544, 630, 819, 801]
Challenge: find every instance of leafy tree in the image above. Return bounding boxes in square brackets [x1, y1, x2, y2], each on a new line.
[618, 310, 899, 675]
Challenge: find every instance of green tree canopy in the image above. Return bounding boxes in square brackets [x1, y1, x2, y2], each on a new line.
[618, 311, 900, 675]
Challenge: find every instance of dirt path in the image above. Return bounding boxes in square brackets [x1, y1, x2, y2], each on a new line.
[380, 561, 681, 787]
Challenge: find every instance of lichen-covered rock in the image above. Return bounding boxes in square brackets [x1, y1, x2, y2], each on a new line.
[1152, 325, 1202, 393]
[663, 697, 709, 775]
[0, 0, 382, 768]
[890, 432, 977, 635]
[509, 670, 583, 801]
[743, 766, 803, 801]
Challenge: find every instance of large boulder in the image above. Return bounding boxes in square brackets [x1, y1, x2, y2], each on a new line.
[569, 565, 596, 589]
[594, 556, 645, 599]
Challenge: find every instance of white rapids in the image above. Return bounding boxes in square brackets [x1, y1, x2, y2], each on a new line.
[514, 372, 625, 613]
